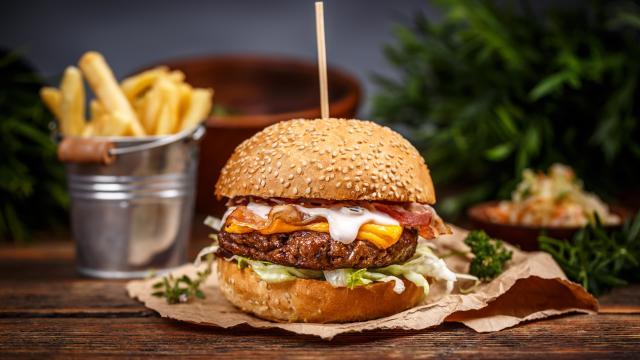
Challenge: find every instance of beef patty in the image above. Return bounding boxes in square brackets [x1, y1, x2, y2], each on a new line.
[217, 229, 418, 270]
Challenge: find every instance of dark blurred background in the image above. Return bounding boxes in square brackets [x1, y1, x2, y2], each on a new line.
[0, 0, 436, 112]
[1, 0, 639, 242]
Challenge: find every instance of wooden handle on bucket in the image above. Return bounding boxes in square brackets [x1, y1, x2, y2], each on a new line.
[58, 137, 115, 165]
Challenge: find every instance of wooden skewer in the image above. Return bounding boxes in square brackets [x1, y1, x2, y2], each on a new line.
[315, 1, 329, 119]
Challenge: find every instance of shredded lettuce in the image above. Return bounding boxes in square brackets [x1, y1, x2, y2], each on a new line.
[377, 239, 458, 294]
[323, 269, 406, 294]
[204, 216, 223, 231]
[324, 268, 372, 288]
[193, 237, 472, 296]
[232, 255, 323, 283]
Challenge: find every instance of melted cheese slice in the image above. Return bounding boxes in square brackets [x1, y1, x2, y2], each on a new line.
[225, 218, 403, 249]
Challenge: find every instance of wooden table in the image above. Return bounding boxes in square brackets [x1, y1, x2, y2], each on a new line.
[2, 235, 639, 359]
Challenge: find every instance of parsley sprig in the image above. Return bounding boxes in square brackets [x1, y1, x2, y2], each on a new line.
[152, 254, 213, 304]
[539, 211, 640, 296]
[464, 230, 513, 281]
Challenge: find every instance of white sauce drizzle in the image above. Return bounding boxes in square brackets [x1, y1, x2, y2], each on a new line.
[246, 202, 271, 219]
[292, 204, 399, 244]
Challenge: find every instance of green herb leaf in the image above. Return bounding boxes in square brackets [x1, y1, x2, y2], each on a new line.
[151, 254, 214, 304]
[464, 230, 513, 281]
[485, 143, 514, 161]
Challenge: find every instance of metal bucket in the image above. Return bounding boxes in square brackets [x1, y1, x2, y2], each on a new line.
[63, 126, 205, 279]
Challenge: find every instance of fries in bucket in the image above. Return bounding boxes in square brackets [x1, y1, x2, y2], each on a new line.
[41, 51, 214, 137]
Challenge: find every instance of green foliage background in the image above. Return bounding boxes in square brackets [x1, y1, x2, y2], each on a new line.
[373, 0, 640, 217]
[0, 51, 68, 242]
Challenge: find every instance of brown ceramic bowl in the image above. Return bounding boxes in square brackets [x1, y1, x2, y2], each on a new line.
[468, 201, 628, 250]
[159, 55, 362, 215]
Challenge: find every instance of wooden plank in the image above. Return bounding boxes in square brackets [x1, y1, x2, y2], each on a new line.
[0, 315, 638, 358]
[0, 280, 148, 316]
[599, 284, 640, 313]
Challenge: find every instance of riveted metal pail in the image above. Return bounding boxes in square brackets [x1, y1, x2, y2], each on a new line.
[62, 126, 205, 278]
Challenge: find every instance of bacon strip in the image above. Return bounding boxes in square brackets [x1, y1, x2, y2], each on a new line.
[373, 203, 450, 239]
[226, 204, 322, 230]
[373, 204, 432, 227]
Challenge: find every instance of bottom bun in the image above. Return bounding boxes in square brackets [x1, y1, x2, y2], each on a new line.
[216, 258, 424, 323]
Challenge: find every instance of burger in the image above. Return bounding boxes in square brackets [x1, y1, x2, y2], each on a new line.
[200, 118, 459, 323]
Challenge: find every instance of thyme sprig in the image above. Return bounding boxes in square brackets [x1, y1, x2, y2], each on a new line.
[152, 254, 213, 304]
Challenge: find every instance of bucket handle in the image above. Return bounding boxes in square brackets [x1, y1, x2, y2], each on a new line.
[109, 125, 206, 156]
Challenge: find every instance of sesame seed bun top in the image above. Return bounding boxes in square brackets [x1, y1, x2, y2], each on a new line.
[214, 118, 436, 204]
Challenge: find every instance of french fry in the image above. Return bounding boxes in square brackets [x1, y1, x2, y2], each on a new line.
[141, 84, 162, 134]
[93, 112, 130, 137]
[59, 66, 86, 136]
[90, 99, 106, 120]
[154, 103, 173, 135]
[81, 123, 95, 137]
[120, 66, 169, 102]
[40, 87, 63, 120]
[166, 70, 185, 84]
[132, 96, 147, 124]
[177, 83, 193, 120]
[79, 51, 146, 136]
[154, 78, 180, 135]
[179, 88, 213, 132]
